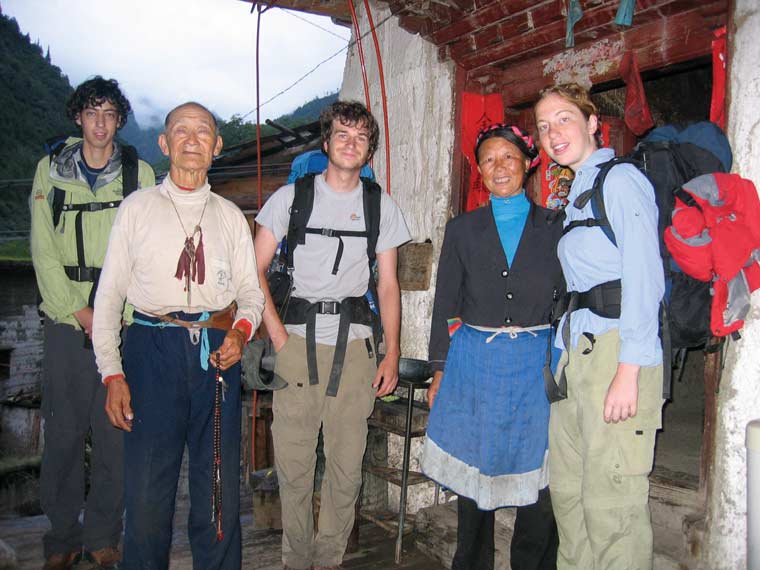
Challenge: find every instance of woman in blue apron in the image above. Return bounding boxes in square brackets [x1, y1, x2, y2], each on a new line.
[422, 124, 565, 570]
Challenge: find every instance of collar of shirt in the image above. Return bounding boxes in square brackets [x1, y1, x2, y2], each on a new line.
[162, 175, 211, 205]
[567, 148, 615, 204]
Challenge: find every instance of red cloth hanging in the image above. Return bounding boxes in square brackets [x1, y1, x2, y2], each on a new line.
[461, 93, 504, 212]
[710, 26, 727, 130]
[620, 51, 654, 136]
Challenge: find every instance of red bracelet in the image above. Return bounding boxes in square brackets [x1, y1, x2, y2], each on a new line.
[233, 319, 253, 342]
[103, 374, 125, 386]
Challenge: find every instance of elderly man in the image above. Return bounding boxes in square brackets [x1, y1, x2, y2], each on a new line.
[92, 102, 264, 570]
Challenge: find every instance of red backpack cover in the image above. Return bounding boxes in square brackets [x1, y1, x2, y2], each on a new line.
[665, 173, 760, 337]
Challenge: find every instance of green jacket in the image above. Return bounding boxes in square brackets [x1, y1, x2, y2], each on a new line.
[30, 137, 155, 328]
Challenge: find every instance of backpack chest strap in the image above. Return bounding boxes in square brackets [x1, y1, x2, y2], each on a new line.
[304, 227, 370, 275]
[61, 200, 123, 213]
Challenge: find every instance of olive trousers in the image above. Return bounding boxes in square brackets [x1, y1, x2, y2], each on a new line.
[272, 335, 377, 570]
[549, 330, 663, 570]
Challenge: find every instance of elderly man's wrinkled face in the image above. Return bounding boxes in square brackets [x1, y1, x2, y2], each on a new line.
[159, 105, 222, 175]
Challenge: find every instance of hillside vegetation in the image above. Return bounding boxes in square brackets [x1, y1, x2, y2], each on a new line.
[0, 14, 74, 180]
[0, 10, 339, 260]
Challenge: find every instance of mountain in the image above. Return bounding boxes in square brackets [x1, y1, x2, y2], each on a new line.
[118, 115, 164, 165]
[0, 13, 74, 180]
[278, 92, 339, 123]
[0, 9, 339, 249]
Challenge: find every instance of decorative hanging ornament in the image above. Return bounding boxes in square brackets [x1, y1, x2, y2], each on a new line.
[168, 191, 208, 306]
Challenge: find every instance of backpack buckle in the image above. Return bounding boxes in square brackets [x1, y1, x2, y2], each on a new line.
[321, 228, 335, 237]
[316, 301, 341, 314]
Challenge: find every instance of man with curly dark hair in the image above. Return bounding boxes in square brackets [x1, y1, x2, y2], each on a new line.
[254, 100, 410, 570]
[30, 76, 154, 570]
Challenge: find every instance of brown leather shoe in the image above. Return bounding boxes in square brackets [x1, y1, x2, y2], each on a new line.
[42, 551, 80, 570]
[82, 547, 121, 569]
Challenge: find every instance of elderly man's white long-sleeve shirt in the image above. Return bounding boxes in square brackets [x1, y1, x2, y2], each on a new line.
[92, 176, 265, 379]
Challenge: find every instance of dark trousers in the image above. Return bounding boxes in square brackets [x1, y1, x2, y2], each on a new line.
[40, 319, 124, 558]
[122, 320, 242, 570]
[453, 488, 558, 570]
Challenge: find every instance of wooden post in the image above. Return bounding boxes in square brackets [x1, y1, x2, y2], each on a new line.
[699, 338, 722, 502]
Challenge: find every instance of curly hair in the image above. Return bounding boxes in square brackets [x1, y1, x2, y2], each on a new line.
[536, 82, 603, 148]
[65, 76, 132, 129]
[320, 100, 380, 161]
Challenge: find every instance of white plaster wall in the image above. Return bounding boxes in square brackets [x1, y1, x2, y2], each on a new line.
[703, 2, 760, 568]
[340, 1, 455, 512]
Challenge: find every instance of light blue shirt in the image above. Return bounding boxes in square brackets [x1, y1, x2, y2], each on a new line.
[556, 148, 664, 366]
[491, 191, 530, 266]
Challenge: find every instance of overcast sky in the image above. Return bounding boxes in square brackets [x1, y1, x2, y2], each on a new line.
[3, 0, 351, 127]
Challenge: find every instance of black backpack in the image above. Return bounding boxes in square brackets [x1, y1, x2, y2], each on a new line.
[267, 173, 382, 316]
[47, 137, 140, 228]
[565, 124, 732, 392]
[247, 173, 383, 392]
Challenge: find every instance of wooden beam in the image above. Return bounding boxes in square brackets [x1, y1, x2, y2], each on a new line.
[458, 0, 694, 71]
[397, 14, 433, 36]
[428, 0, 547, 46]
[448, 1, 561, 62]
[495, 6, 726, 107]
[450, 64, 467, 216]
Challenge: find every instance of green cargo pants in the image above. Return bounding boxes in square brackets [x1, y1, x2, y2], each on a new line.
[272, 335, 377, 570]
[549, 329, 663, 570]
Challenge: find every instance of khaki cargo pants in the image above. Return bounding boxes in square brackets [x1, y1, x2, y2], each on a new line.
[272, 335, 377, 569]
[550, 329, 663, 570]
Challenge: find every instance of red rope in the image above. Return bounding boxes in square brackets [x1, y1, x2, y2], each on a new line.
[251, 1, 267, 484]
[255, 5, 264, 216]
[362, 0, 391, 195]
[347, 0, 372, 115]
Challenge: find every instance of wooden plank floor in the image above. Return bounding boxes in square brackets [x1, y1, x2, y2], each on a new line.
[0, 489, 444, 569]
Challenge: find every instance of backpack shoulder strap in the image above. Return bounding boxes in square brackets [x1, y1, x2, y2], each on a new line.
[564, 157, 641, 247]
[48, 139, 69, 228]
[286, 173, 317, 269]
[361, 177, 382, 263]
[51, 186, 66, 228]
[120, 143, 139, 196]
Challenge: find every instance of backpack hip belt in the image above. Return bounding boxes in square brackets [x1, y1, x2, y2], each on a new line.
[545, 280, 622, 403]
[284, 296, 375, 397]
[63, 265, 102, 283]
[572, 279, 622, 319]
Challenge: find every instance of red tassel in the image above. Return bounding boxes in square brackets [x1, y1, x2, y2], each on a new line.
[175, 237, 193, 284]
[174, 232, 205, 286]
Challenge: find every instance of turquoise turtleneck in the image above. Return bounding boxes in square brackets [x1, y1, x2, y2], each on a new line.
[491, 190, 530, 266]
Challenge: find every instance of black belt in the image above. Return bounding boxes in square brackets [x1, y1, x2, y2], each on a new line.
[63, 264, 103, 319]
[64, 265, 101, 283]
[284, 296, 376, 397]
[546, 280, 622, 403]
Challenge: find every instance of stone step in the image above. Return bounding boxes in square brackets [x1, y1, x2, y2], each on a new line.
[364, 464, 431, 486]
[368, 398, 429, 437]
[414, 492, 702, 570]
